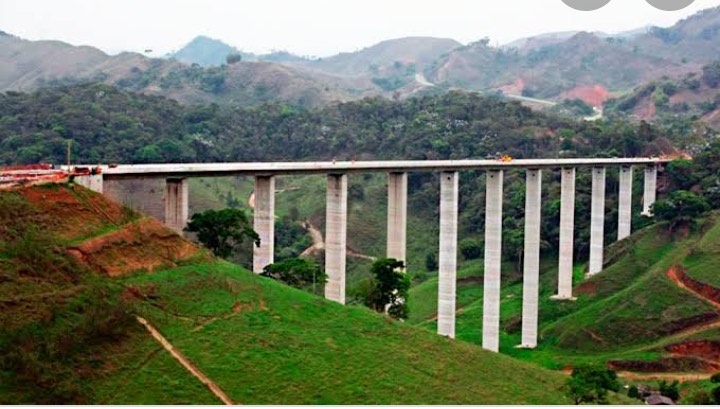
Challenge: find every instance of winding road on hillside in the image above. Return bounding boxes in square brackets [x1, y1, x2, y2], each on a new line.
[247, 190, 374, 261]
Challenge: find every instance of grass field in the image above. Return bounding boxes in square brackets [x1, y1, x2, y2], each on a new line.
[110, 262, 573, 404]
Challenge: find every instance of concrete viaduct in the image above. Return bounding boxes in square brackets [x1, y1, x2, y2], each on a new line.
[71, 158, 667, 352]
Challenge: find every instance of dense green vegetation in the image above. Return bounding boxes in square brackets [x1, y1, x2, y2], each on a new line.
[0, 83, 689, 272]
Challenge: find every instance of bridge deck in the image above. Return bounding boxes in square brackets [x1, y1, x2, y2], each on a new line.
[70, 158, 670, 179]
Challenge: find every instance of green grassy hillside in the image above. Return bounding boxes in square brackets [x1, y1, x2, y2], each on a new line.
[409, 213, 720, 374]
[0, 183, 573, 404]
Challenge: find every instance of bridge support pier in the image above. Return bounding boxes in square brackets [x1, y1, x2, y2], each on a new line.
[553, 168, 576, 301]
[165, 178, 189, 235]
[519, 169, 541, 349]
[643, 165, 658, 216]
[618, 165, 634, 241]
[437, 171, 459, 338]
[387, 172, 407, 266]
[253, 176, 275, 274]
[483, 170, 504, 352]
[588, 167, 606, 276]
[325, 174, 348, 304]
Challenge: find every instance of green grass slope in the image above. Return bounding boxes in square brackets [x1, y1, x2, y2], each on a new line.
[0, 183, 572, 404]
[408, 214, 720, 373]
[117, 262, 570, 405]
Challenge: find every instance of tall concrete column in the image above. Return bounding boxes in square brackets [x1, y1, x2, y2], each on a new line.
[553, 168, 576, 300]
[618, 165, 634, 241]
[483, 170, 504, 352]
[253, 175, 275, 274]
[325, 174, 348, 304]
[520, 169, 541, 349]
[387, 172, 407, 265]
[588, 167, 606, 276]
[643, 165, 658, 216]
[165, 178, 189, 235]
[437, 171, 459, 338]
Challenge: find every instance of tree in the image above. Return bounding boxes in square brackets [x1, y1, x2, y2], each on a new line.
[460, 238, 483, 260]
[226, 53, 242, 65]
[359, 258, 410, 319]
[564, 365, 620, 405]
[628, 385, 641, 400]
[702, 61, 720, 88]
[425, 252, 438, 271]
[261, 258, 326, 295]
[658, 380, 680, 402]
[713, 386, 720, 405]
[652, 190, 711, 231]
[185, 208, 259, 258]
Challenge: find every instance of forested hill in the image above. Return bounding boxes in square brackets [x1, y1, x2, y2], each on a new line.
[0, 83, 680, 166]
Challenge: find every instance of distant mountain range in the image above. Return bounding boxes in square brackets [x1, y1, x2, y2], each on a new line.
[2, 6, 720, 110]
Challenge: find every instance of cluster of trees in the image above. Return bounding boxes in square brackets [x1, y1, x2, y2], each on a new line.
[564, 365, 620, 405]
[652, 139, 720, 230]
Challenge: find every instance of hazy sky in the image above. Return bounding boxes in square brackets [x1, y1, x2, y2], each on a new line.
[1, 0, 720, 57]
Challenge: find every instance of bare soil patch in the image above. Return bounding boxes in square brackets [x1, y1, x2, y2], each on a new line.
[67, 218, 203, 276]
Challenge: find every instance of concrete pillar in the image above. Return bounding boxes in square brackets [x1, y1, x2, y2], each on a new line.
[437, 171, 459, 338]
[483, 170, 504, 352]
[588, 168, 606, 276]
[618, 165, 634, 241]
[253, 176, 275, 274]
[165, 178, 189, 235]
[520, 169, 541, 349]
[643, 165, 658, 216]
[103, 178, 166, 222]
[325, 174, 348, 304]
[73, 174, 103, 193]
[553, 168, 576, 300]
[387, 172, 407, 265]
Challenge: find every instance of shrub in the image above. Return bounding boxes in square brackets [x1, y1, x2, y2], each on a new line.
[460, 238, 483, 260]
[261, 258, 326, 294]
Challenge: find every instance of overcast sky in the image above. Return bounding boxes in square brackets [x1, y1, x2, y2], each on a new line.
[1, 0, 720, 57]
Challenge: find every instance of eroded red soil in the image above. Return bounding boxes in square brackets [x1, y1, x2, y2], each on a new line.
[67, 218, 203, 276]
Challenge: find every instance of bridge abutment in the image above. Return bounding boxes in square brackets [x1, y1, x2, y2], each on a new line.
[165, 178, 189, 234]
[104, 178, 166, 223]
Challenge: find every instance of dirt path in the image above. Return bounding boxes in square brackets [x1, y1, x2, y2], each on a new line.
[607, 266, 720, 380]
[299, 220, 375, 261]
[667, 265, 720, 309]
[135, 316, 235, 405]
[247, 187, 299, 210]
[615, 371, 713, 382]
